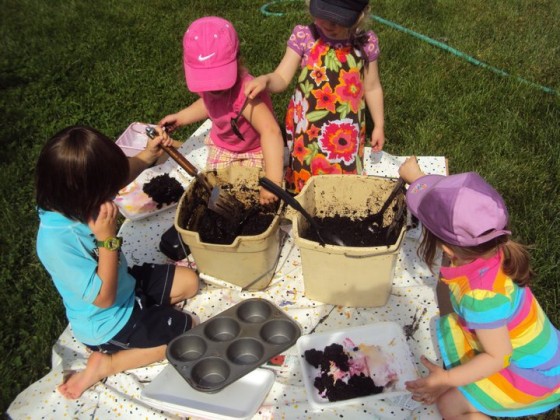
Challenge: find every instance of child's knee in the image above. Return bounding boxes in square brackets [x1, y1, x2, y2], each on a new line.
[174, 266, 200, 298]
[437, 387, 471, 418]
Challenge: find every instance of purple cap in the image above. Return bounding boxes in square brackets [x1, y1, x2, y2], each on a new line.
[309, 0, 369, 27]
[406, 172, 511, 247]
[183, 17, 239, 93]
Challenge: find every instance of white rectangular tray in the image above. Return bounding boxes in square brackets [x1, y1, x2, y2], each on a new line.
[297, 322, 418, 411]
[141, 364, 275, 420]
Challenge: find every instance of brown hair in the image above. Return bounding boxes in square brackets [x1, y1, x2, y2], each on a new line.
[418, 227, 534, 287]
[35, 126, 129, 223]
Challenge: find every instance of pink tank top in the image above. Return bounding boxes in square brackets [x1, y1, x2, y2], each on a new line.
[201, 72, 274, 153]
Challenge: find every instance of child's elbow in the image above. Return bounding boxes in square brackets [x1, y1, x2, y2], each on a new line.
[272, 125, 283, 139]
[93, 295, 116, 308]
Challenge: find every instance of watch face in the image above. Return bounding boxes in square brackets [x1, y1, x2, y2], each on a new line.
[98, 237, 122, 250]
[107, 238, 121, 250]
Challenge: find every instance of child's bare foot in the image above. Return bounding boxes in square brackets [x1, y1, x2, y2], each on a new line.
[58, 345, 166, 399]
[58, 351, 111, 399]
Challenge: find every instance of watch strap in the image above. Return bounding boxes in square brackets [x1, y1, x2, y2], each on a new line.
[96, 236, 123, 251]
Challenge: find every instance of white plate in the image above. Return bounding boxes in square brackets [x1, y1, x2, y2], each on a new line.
[114, 165, 191, 221]
[141, 365, 275, 420]
[297, 322, 418, 411]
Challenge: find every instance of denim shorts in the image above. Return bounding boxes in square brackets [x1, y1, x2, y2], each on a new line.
[86, 263, 193, 354]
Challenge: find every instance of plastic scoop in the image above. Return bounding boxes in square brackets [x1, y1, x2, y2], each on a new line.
[364, 177, 405, 230]
[258, 177, 344, 246]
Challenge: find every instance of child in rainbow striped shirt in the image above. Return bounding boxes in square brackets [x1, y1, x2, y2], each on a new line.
[399, 156, 560, 418]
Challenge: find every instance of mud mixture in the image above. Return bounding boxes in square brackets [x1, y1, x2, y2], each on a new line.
[179, 183, 279, 245]
[143, 173, 184, 209]
[303, 212, 406, 247]
[304, 338, 397, 402]
[180, 179, 406, 247]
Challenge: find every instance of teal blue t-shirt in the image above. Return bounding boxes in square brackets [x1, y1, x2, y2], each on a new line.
[36, 209, 134, 345]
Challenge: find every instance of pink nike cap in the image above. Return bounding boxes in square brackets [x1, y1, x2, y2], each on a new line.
[183, 16, 239, 92]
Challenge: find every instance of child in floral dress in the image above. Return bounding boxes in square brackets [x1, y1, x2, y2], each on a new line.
[245, 0, 384, 194]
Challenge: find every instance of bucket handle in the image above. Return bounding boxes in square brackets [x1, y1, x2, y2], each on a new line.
[342, 248, 397, 258]
[241, 229, 288, 291]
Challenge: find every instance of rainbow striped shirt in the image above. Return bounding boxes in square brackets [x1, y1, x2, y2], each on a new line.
[437, 251, 560, 416]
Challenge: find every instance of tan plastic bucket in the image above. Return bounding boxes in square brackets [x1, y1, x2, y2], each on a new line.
[175, 166, 281, 291]
[291, 175, 406, 307]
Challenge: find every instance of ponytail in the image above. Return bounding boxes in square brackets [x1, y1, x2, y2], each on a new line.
[417, 227, 441, 273]
[501, 240, 534, 286]
[417, 228, 534, 286]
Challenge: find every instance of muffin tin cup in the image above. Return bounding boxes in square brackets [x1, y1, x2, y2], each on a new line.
[167, 298, 301, 392]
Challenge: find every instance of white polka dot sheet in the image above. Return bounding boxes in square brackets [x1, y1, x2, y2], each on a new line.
[8, 119, 446, 419]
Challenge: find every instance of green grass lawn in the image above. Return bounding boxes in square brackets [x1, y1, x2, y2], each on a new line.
[1, 0, 559, 417]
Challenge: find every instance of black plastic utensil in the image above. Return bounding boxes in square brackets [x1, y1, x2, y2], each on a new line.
[258, 177, 344, 246]
[230, 96, 249, 141]
[365, 177, 406, 229]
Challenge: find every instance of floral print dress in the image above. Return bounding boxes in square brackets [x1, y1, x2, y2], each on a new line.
[284, 24, 379, 194]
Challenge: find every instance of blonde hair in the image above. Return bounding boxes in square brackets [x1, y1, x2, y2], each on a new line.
[305, 1, 372, 71]
[305, 0, 371, 35]
[418, 227, 534, 287]
[353, 6, 371, 35]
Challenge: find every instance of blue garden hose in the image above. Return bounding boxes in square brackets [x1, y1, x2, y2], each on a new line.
[260, 0, 557, 96]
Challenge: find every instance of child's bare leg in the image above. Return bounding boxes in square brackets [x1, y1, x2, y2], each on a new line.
[437, 387, 489, 419]
[58, 345, 166, 399]
[169, 266, 199, 304]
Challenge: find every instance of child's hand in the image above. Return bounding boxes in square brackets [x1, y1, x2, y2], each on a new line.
[145, 126, 172, 159]
[158, 114, 180, 133]
[244, 76, 268, 100]
[88, 201, 119, 240]
[370, 126, 385, 152]
[405, 356, 451, 405]
[259, 187, 279, 205]
[399, 156, 425, 184]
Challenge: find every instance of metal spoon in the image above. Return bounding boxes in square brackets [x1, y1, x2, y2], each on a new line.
[365, 177, 405, 231]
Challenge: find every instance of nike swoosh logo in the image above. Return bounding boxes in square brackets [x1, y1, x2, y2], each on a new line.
[198, 53, 215, 61]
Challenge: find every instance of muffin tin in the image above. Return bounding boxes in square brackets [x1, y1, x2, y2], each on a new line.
[167, 298, 301, 392]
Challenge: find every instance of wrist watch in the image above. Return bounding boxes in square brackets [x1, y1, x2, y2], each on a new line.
[96, 236, 123, 251]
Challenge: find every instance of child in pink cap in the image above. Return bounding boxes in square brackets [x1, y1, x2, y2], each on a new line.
[399, 157, 560, 418]
[159, 16, 284, 205]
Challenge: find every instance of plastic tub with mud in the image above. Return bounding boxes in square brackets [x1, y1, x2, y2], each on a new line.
[291, 175, 407, 307]
[175, 166, 282, 291]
